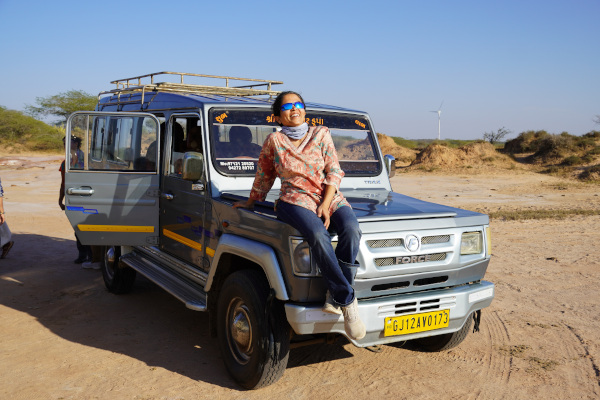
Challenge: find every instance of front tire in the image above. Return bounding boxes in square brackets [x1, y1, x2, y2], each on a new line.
[217, 270, 290, 389]
[101, 246, 136, 294]
[412, 313, 473, 352]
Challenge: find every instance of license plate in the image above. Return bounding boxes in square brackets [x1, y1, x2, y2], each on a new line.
[384, 309, 450, 337]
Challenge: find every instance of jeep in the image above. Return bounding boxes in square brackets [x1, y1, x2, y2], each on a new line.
[63, 72, 494, 389]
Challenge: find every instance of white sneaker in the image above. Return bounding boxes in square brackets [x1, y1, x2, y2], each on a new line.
[82, 261, 101, 270]
[322, 291, 342, 315]
[342, 297, 366, 340]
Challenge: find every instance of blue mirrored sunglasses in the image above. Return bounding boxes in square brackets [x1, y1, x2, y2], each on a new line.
[280, 102, 305, 111]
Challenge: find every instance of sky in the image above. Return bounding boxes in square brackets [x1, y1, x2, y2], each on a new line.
[0, 0, 599, 140]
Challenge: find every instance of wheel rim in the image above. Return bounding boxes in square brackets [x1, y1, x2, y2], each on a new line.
[104, 246, 116, 280]
[226, 297, 253, 365]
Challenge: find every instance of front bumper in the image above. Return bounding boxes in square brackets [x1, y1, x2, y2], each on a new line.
[284, 280, 494, 347]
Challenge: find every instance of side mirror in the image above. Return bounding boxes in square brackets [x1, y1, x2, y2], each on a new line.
[384, 154, 396, 178]
[182, 152, 204, 181]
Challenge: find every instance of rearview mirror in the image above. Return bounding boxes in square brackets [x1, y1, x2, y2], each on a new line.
[384, 154, 396, 178]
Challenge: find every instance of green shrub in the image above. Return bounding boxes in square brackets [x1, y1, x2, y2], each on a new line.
[562, 155, 583, 166]
[583, 130, 600, 139]
[391, 136, 418, 149]
[0, 106, 64, 152]
[587, 147, 600, 155]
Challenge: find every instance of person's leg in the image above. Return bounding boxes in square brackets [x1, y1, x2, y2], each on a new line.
[330, 205, 362, 285]
[75, 233, 90, 263]
[276, 201, 354, 306]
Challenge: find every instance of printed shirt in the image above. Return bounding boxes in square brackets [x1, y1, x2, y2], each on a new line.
[249, 126, 350, 214]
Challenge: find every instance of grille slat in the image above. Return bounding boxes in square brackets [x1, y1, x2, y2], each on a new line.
[367, 238, 403, 248]
[367, 234, 451, 249]
[374, 252, 447, 267]
[421, 235, 451, 245]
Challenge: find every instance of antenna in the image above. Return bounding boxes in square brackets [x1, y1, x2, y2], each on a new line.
[430, 101, 443, 140]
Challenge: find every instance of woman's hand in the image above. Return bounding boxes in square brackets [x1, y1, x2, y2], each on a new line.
[233, 199, 255, 210]
[317, 203, 331, 229]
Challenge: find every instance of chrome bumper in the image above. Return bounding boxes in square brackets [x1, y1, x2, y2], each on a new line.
[284, 281, 495, 347]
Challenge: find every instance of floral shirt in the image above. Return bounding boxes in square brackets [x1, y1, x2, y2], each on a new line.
[249, 126, 350, 214]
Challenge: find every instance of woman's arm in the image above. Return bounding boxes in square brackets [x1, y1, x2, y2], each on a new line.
[234, 134, 276, 209]
[317, 184, 336, 229]
[320, 128, 344, 189]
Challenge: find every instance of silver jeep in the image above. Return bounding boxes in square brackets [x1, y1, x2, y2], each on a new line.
[63, 72, 494, 389]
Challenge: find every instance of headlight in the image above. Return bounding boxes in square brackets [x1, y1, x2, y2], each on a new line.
[291, 239, 318, 276]
[461, 231, 483, 255]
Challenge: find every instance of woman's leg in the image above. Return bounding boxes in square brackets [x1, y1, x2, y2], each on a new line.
[276, 201, 354, 306]
[330, 205, 362, 285]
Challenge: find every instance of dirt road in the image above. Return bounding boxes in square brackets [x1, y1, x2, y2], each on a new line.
[1, 157, 599, 399]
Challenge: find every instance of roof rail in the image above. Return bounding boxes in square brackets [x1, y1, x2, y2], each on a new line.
[99, 72, 283, 103]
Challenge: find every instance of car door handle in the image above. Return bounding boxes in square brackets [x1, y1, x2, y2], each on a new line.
[67, 187, 94, 196]
[161, 193, 174, 200]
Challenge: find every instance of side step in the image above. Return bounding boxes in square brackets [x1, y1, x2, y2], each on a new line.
[120, 252, 208, 311]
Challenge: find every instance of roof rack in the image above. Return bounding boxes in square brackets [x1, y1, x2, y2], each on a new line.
[99, 72, 283, 104]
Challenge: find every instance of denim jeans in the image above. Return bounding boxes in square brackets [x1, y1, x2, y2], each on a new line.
[276, 201, 361, 306]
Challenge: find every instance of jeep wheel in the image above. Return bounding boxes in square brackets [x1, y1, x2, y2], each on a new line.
[101, 246, 136, 294]
[412, 313, 472, 352]
[217, 270, 290, 389]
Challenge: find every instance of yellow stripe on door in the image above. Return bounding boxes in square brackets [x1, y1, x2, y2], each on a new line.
[163, 229, 204, 252]
[78, 224, 154, 233]
[162, 228, 215, 256]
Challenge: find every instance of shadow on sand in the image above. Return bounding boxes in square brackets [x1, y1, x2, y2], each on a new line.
[0, 233, 356, 389]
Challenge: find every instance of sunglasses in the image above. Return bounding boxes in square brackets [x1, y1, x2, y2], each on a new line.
[280, 102, 305, 111]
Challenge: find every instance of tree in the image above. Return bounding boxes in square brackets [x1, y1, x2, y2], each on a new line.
[25, 90, 97, 125]
[483, 127, 512, 145]
[594, 115, 600, 125]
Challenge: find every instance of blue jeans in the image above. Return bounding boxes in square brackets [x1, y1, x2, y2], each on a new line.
[276, 201, 361, 306]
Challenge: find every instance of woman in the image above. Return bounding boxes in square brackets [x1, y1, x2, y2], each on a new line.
[0, 177, 14, 259]
[233, 91, 366, 340]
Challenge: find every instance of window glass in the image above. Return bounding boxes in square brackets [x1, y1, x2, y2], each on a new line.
[168, 116, 202, 177]
[68, 114, 159, 172]
[209, 109, 380, 176]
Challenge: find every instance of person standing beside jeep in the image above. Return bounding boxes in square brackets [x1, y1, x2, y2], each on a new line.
[0, 177, 15, 259]
[59, 136, 94, 266]
[233, 91, 365, 340]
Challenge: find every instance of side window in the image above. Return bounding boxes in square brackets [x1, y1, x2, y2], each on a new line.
[68, 113, 159, 172]
[168, 116, 202, 177]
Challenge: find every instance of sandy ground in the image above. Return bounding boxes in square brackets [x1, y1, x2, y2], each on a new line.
[0, 156, 599, 400]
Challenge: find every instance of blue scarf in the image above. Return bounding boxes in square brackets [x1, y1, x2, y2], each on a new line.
[281, 122, 309, 140]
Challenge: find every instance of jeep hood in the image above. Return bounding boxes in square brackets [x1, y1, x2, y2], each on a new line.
[343, 189, 483, 222]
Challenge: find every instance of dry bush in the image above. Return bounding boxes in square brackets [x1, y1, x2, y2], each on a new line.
[408, 141, 516, 170]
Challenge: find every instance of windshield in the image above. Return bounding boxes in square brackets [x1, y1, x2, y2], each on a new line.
[210, 108, 381, 176]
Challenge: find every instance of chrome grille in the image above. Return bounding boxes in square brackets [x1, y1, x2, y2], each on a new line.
[367, 238, 403, 248]
[375, 252, 447, 267]
[422, 235, 451, 244]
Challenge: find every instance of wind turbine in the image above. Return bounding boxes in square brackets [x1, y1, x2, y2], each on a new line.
[430, 101, 443, 140]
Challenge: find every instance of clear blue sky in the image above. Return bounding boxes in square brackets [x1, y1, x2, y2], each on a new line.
[1, 0, 598, 140]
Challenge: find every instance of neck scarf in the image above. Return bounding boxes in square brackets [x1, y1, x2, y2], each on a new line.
[281, 123, 309, 140]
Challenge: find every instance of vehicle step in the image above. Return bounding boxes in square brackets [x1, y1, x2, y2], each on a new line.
[120, 252, 207, 311]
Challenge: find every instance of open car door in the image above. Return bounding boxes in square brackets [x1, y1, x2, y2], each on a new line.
[64, 112, 161, 246]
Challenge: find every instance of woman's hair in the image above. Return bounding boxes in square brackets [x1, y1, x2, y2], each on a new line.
[271, 91, 306, 117]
